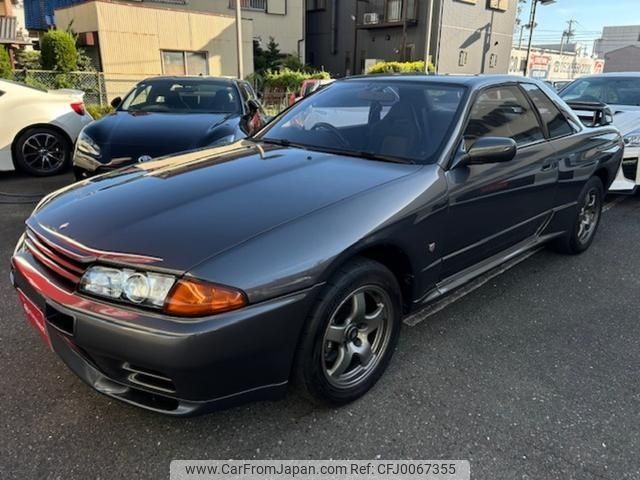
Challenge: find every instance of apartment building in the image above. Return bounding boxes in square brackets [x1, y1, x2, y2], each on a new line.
[1, 0, 30, 59]
[24, 0, 303, 58]
[594, 25, 640, 73]
[306, 0, 518, 76]
[52, 0, 254, 98]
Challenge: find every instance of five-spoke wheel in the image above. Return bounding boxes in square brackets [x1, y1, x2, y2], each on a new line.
[294, 258, 402, 405]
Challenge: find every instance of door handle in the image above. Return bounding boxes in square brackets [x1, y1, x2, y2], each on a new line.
[541, 162, 555, 172]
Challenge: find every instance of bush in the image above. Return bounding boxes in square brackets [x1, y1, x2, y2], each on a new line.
[0, 47, 13, 80]
[86, 104, 114, 119]
[16, 50, 41, 70]
[367, 60, 435, 75]
[40, 30, 78, 72]
[263, 68, 330, 92]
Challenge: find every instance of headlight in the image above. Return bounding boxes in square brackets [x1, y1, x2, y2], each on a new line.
[210, 134, 236, 147]
[624, 130, 640, 148]
[79, 266, 247, 316]
[76, 130, 101, 157]
[80, 266, 174, 308]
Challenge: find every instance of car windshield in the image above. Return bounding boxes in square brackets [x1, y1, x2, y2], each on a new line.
[120, 79, 242, 114]
[560, 77, 640, 106]
[258, 80, 466, 164]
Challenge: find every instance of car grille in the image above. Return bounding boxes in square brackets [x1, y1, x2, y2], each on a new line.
[622, 159, 638, 182]
[23, 228, 86, 286]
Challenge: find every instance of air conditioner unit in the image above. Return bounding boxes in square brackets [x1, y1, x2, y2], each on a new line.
[363, 13, 380, 25]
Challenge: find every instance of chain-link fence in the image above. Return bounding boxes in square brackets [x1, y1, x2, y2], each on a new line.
[13, 70, 108, 106]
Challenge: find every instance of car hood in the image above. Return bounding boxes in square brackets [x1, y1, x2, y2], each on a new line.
[85, 111, 241, 160]
[610, 105, 640, 135]
[31, 142, 417, 272]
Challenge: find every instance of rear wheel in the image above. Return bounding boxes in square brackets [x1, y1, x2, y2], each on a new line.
[294, 258, 402, 405]
[14, 127, 71, 176]
[550, 176, 604, 254]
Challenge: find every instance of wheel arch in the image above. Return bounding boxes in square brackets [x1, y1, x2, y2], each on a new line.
[593, 167, 610, 190]
[320, 242, 416, 315]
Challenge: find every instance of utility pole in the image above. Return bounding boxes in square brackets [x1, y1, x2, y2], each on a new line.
[424, 0, 435, 72]
[401, 0, 409, 61]
[523, 0, 556, 76]
[559, 19, 576, 79]
[235, 0, 244, 79]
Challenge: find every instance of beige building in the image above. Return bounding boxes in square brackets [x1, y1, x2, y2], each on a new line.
[509, 46, 605, 82]
[55, 0, 254, 99]
[188, 0, 305, 59]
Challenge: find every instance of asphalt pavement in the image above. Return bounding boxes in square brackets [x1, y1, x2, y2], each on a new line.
[1, 171, 638, 480]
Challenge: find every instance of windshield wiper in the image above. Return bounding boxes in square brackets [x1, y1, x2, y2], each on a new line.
[302, 145, 415, 164]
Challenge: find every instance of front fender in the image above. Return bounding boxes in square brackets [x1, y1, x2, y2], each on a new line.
[187, 165, 448, 304]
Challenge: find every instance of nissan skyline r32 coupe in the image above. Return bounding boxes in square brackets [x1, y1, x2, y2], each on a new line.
[11, 75, 623, 415]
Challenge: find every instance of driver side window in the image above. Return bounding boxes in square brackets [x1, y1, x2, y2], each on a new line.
[464, 86, 544, 148]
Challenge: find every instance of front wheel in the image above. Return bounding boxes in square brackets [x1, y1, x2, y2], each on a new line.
[550, 176, 604, 254]
[294, 258, 402, 405]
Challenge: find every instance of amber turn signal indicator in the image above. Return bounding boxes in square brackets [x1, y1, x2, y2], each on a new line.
[164, 278, 247, 317]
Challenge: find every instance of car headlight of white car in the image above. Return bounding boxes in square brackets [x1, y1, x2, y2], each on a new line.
[623, 129, 640, 148]
[75, 130, 101, 158]
[79, 266, 175, 308]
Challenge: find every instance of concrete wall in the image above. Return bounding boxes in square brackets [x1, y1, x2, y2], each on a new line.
[595, 25, 640, 57]
[186, 0, 304, 59]
[436, 0, 517, 74]
[604, 45, 640, 73]
[55, 0, 253, 99]
[508, 46, 605, 81]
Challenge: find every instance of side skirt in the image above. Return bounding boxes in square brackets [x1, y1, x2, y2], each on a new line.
[404, 231, 563, 325]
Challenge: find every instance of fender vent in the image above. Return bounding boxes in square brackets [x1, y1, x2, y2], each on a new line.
[622, 159, 638, 182]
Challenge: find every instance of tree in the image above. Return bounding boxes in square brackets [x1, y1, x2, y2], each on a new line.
[0, 47, 12, 79]
[40, 30, 78, 72]
[253, 36, 282, 73]
[16, 50, 41, 70]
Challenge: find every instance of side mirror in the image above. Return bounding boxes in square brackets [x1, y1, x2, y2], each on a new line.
[247, 99, 260, 114]
[458, 137, 517, 167]
[110, 96, 122, 109]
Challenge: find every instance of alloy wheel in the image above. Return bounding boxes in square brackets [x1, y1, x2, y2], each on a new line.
[21, 133, 66, 174]
[577, 188, 601, 243]
[321, 285, 394, 389]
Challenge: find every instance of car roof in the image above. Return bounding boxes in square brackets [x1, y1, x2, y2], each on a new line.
[139, 75, 239, 84]
[342, 74, 546, 89]
[568, 72, 640, 79]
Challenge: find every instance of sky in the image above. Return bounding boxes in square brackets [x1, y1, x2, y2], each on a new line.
[515, 0, 640, 52]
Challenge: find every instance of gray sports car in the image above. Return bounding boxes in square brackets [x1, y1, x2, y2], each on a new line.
[11, 75, 622, 415]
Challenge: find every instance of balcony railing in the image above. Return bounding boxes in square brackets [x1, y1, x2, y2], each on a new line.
[229, 0, 267, 11]
[358, 0, 418, 28]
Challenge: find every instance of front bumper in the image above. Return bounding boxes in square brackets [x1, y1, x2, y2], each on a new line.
[11, 251, 319, 416]
[609, 147, 639, 193]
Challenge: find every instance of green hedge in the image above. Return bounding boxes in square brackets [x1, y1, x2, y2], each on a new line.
[0, 47, 12, 80]
[41, 30, 78, 72]
[367, 60, 435, 75]
[263, 68, 330, 92]
[86, 104, 114, 119]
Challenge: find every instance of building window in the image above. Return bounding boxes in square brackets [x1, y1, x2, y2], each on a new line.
[489, 53, 498, 68]
[161, 50, 209, 76]
[487, 0, 509, 11]
[307, 0, 327, 11]
[228, 0, 267, 11]
[458, 50, 468, 67]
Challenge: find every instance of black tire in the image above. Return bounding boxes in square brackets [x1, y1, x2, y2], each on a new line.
[293, 257, 402, 406]
[13, 127, 72, 176]
[550, 176, 604, 254]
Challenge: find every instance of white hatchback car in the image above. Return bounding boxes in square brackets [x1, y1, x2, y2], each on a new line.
[0, 80, 93, 176]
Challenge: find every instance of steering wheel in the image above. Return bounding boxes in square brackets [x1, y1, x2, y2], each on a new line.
[311, 122, 349, 147]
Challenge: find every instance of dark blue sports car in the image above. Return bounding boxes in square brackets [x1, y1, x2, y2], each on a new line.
[72, 76, 266, 179]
